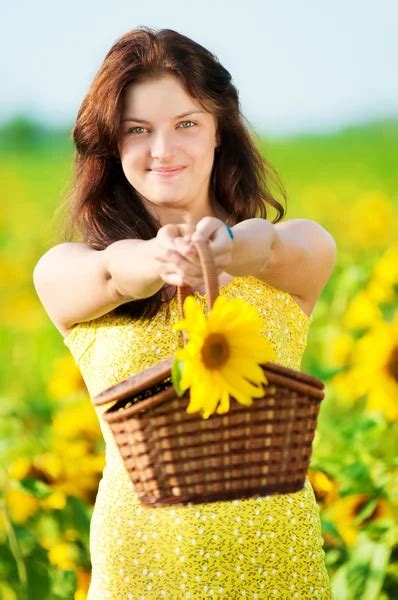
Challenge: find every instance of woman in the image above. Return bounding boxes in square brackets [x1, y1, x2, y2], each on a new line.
[33, 26, 336, 599]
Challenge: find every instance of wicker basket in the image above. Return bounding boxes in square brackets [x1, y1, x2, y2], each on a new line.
[92, 240, 325, 508]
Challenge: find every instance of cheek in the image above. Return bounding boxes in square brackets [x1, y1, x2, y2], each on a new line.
[120, 148, 145, 178]
[185, 136, 215, 165]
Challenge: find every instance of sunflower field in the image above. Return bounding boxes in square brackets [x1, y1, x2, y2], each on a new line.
[1, 116, 397, 599]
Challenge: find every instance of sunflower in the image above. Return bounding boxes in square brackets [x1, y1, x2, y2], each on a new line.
[333, 309, 398, 420]
[172, 294, 276, 419]
[326, 493, 393, 547]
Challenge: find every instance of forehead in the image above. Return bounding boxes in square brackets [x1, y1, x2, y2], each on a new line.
[121, 74, 204, 116]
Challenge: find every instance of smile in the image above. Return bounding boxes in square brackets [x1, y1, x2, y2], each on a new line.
[149, 166, 187, 177]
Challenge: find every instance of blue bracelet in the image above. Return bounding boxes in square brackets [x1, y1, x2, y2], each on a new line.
[225, 224, 235, 240]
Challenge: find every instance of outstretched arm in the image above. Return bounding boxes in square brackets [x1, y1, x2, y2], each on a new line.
[228, 217, 337, 301]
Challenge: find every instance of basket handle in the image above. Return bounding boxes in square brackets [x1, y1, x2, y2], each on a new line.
[177, 239, 220, 320]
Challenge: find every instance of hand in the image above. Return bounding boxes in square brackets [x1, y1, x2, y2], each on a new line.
[154, 217, 233, 288]
[154, 223, 207, 288]
[188, 216, 234, 272]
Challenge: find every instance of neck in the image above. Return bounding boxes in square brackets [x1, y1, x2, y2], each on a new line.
[143, 193, 229, 229]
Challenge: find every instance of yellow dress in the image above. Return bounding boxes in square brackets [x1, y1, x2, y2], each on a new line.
[63, 275, 332, 599]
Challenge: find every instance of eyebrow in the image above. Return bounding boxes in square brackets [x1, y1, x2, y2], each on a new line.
[121, 110, 206, 123]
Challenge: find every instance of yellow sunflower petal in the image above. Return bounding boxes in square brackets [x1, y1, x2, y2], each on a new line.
[228, 375, 264, 399]
[183, 295, 206, 322]
[185, 366, 216, 400]
[224, 358, 266, 384]
[220, 317, 265, 338]
[200, 385, 222, 419]
[228, 338, 276, 364]
[179, 359, 205, 389]
[173, 296, 206, 334]
[216, 389, 231, 414]
[209, 298, 263, 330]
[224, 380, 254, 407]
[186, 383, 206, 414]
[210, 369, 256, 406]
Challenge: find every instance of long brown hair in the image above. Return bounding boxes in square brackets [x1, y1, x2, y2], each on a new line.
[57, 26, 287, 320]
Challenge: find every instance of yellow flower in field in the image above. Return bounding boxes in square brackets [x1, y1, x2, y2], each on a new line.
[372, 245, 398, 287]
[326, 493, 393, 547]
[341, 246, 398, 333]
[368, 244, 398, 304]
[347, 191, 398, 249]
[75, 568, 91, 600]
[342, 290, 382, 331]
[2, 292, 44, 331]
[308, 469, 339, 505]
[52, 399, 101, 441]
[0, 256, 26, 286]
[41, 490, 67, 510]
[8, 456, 32, 480]
[33, 452, 63, 480]
[333, 310, 398, 420]
[6, 488, 39, 523]
[172, 295, 276, 419]
[326, 330, 354, 368]
[48, 541, 78, 570]
[366, 278, 395, 305]
[46, 354, 85, 399]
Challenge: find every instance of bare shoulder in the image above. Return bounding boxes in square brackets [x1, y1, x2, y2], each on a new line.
[33, 242, 116, 339]
[274, 219, 337, 318]
[36, 241, 94, 259]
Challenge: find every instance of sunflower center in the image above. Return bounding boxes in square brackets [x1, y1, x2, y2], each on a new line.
[201, 333, 230, 369]
[386, 345, 398, 382]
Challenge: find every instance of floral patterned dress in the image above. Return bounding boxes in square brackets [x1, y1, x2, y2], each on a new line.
[63, 275, 332, 599]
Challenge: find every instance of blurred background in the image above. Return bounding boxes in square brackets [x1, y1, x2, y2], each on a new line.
[1, 1, 398, 598]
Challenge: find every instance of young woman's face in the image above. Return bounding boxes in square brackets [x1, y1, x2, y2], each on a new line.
[118, 74, 220, 218]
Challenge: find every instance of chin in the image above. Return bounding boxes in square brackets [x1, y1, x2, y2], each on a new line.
[148, 191, 187, 205]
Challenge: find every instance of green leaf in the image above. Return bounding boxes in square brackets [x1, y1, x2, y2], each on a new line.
[171, 360, 185, 398]
[362, 542, 391, 600]
[50, 568, 77, 599]
[16, 477, 52, 499]
[348, 533, 391, 600]
[322, 518, 345, 544]
[353, 497, 380, 526]
[331, 563, 351, 600]
[25, 545, 52, 599]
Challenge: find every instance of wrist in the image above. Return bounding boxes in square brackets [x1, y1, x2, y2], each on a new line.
[104, 238, 164, 301]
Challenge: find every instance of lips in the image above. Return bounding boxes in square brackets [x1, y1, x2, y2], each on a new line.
[151, 166, 186, 173]
[149, 166, 187, 178]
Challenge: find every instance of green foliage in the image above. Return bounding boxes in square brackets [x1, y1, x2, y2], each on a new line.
[0, 115, 72, 154]
[171, 359, 185, 397]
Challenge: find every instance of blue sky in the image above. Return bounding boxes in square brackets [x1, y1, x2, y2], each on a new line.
[2, 0, 397, 136]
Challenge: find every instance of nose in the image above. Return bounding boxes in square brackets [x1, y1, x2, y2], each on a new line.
[149, 130, 177, 160]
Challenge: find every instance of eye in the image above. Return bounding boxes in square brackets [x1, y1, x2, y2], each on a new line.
[125, 120, 196, 135]
[179, 120, 196, 128]
[126, 126, 147, 135]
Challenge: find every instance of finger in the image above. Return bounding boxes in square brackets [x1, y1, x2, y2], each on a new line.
[156, 223, 180, 243]
[174, 236, 200, 263]
[190, 216, 221, 242]
[159, 271, 186, 287]
[153, 248, 181, 262]
[160, 269, 205, 288]
[157, 224, 193, 250]
[194, 226, 233, 257]
[178, 222, 196, 240]
[155, 250, 203, 277]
